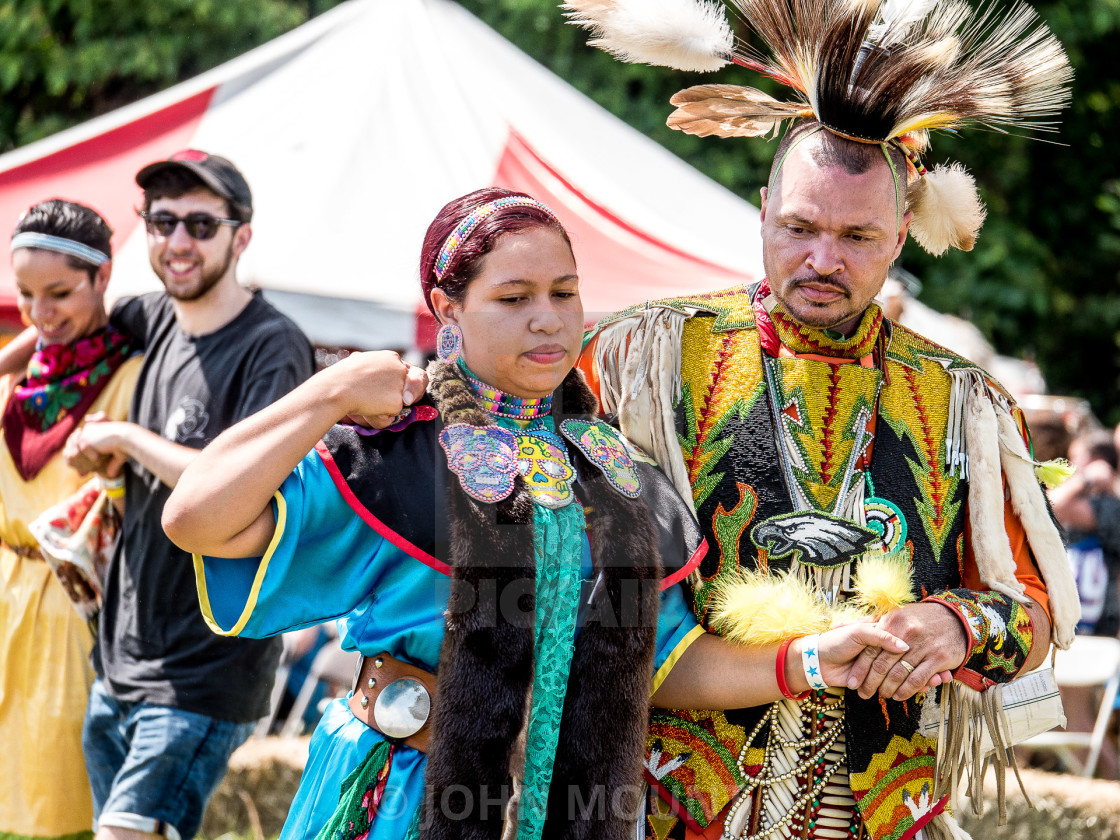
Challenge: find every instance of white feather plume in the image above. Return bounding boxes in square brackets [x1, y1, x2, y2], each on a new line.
[880, 0, 937, 26]
[907, 162, 987, 255]
[563, 0, 733, 72]
[869, 0, 938, 46]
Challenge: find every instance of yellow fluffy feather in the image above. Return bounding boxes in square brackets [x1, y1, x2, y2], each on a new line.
[1034, 457, 1075, 489]
[830, 602, 874, 626]
[709, 569, 831, 646]
[851, 553, 916, 616]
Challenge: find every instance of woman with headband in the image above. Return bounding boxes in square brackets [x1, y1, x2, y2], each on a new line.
[164, 188, 915, 840]
[0, 200, 140, 840]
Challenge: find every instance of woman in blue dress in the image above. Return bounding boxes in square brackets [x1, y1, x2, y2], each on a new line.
[164, 188, 908, 840]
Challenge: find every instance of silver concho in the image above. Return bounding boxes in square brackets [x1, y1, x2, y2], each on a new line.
[373, 677, 431, 739]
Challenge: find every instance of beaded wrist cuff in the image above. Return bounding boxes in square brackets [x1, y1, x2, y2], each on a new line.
[923, 589, 1034, 690]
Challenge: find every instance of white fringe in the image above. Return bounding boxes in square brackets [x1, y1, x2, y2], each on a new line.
[948, 368, 1078, 649]
[964, 380, 1027, 604]
[594, 308, 695, 513]
[944, 368, 982, 480]
[931, 679, 1031, 831]
[995, 408, 1081, 649]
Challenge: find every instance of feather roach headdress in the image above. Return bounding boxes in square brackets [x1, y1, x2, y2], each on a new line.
[563, 0, 1072, 254]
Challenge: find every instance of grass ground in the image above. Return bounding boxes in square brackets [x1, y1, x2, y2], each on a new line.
[200, 738, 1120, 840]
[200, 737, 308, 840]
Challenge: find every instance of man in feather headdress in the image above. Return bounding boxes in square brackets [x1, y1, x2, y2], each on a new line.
[568, 0, 1081, 838]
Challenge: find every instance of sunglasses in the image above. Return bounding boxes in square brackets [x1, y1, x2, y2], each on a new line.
[139, 211, 242, 240]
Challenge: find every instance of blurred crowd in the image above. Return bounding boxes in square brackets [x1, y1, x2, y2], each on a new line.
[1017, 397, 1120, 777]
[1019, 397, 1120, 641]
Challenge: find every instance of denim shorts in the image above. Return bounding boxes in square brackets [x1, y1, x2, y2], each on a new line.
[82, 678, 256, 840]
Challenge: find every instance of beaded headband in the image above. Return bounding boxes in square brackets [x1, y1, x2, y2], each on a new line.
[433, 197, 556, 281]
[11, 232, 109, 267]
[767, 126, 903, 233]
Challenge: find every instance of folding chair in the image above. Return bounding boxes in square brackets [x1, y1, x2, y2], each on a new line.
[253, 633, 300, 737]
[1024, 634, 1120, 777]
[279, 642, 361, 737]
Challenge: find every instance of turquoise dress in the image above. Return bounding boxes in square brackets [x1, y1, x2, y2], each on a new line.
[195, 418, 704, 840]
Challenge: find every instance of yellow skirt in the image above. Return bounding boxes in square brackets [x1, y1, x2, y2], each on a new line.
[0, 545, 94, 839]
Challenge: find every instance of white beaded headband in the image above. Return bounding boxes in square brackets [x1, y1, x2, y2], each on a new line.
[11, 232, 109, 266]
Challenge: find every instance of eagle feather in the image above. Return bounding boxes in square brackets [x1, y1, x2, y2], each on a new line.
[668, 84, 809, 138]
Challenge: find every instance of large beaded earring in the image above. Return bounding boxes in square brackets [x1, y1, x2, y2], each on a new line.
[436, 323, 463, 364]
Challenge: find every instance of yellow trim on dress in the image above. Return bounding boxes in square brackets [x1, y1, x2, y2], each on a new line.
[194, 490, 287, 636]
[651, 624, 706, 695]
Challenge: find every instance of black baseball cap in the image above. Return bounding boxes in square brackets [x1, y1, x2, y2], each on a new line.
[135, 150, 253, 222]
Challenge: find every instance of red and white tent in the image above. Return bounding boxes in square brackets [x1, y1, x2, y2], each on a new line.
[0, 0, 761, 348]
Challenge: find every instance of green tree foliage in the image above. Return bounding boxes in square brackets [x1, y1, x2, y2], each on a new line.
[0, 0, 340, 151]
[458, 0, 1120, 423]
[903, 2, 1120, 425]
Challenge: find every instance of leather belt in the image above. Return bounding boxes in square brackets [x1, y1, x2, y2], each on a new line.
[347, 652, 435, 753]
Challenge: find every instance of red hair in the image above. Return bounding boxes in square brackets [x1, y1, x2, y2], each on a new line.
[419, 187, 572, 317]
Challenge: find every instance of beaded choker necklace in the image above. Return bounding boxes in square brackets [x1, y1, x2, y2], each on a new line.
[462, 369, 553, 419]
[770, 302, 884, 360]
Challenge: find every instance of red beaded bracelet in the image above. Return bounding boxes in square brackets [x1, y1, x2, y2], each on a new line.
[775, 637, 811, 701]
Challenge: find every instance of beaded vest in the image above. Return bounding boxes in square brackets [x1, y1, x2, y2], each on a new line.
[639, 285, 984, 840]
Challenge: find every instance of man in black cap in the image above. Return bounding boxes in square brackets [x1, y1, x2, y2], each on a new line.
[64, 150, 314, 840]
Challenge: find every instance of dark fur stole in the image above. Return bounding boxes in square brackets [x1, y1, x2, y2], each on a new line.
[421, 362, 662, 840]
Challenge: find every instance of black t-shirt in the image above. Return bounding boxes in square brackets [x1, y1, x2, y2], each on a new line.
[97, 291, 314, 721]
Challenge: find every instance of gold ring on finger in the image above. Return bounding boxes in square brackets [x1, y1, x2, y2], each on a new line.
[899, 659, 915, 674]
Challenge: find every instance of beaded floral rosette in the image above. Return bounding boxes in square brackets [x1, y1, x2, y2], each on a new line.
[438, 424, 520, 503]
[560, 419, 642, 497]
[516, 431, 574, 509]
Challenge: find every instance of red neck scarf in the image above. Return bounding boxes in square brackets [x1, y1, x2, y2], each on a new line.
[3, 326, 134, 480]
